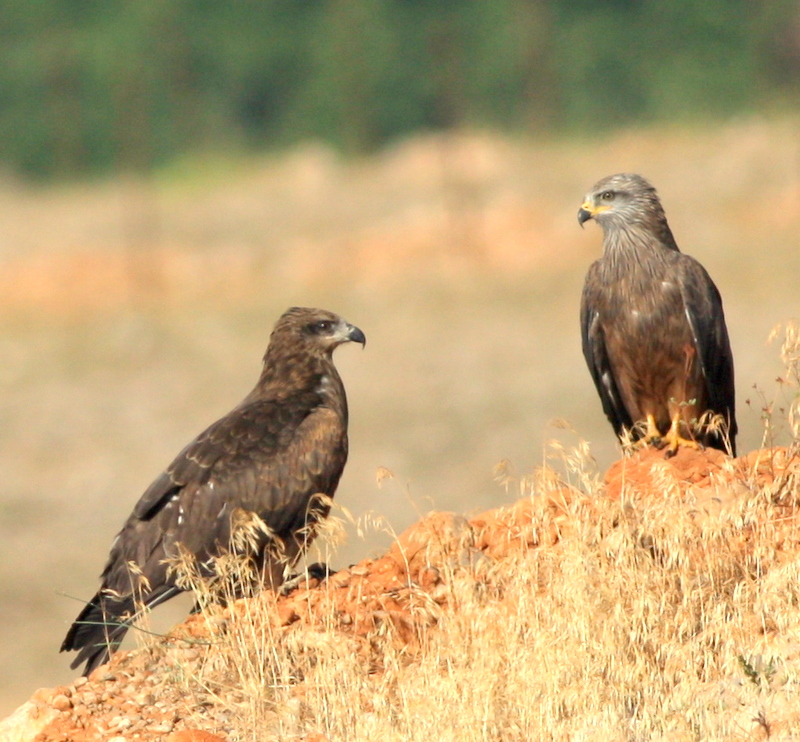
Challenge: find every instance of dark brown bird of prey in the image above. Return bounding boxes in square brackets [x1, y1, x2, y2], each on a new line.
[61, 307, 365, 675]
[578, 173, 736, 456]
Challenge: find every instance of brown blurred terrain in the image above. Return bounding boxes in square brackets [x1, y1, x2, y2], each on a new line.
[0, 119, 798, 714]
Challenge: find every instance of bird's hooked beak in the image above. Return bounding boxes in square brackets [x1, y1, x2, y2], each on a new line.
[577, 196, 614, 228]
[578, 200, 598, 228]
[344, 323, 366, 348]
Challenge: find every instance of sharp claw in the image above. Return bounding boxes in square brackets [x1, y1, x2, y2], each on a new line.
[663, 432, 701, 456]
[636, 414, 704, 455]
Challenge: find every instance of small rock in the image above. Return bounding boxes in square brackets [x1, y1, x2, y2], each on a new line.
[328, 571, 352, 588]
[151, 721, 176, 733]
[51, 694, 72, 712]
[30, 688, 53, 704]
[109, 715, 133, 731]
[80, 691, 98, 706]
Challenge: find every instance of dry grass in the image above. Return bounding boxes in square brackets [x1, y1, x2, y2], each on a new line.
[156, 439, 800, 741]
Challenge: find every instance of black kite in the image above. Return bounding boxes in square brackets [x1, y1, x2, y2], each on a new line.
[61, 307, 365, 675]
[578, 173, 736, 455]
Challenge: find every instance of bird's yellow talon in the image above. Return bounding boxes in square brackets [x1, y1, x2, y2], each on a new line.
[662, 415, 701, 456]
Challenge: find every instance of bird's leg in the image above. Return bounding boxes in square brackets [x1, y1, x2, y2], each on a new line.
[640, 414, 663, 448]
[662, 413, 701, 458]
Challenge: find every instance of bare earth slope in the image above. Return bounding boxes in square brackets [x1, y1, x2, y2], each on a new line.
[5, 444, 800, 741]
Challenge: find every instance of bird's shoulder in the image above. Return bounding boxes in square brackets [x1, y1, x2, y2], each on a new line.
[671, 251, 724, 310]
[581, 258, 606, 299]
[672, 249, 714, 278]
[132, 389, 334, 521]
[177, 393, 324, 471]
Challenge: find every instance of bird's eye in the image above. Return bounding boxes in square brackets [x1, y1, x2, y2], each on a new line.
[601, 190, 614, 201]
[312, 320, 334, 334]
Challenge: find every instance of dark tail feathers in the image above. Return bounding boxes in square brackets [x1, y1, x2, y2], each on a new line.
[61, 586, 181, 676]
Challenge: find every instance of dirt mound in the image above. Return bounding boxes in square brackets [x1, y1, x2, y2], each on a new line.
[4, 445, 800, 742]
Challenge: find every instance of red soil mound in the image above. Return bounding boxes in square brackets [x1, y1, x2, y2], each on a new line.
[4, 445, 799, 742]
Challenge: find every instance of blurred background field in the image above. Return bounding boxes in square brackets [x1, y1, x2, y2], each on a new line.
[1, 0, 800, 717]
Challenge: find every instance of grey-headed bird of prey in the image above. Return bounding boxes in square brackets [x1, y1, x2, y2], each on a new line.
[578, 173, 736, 456]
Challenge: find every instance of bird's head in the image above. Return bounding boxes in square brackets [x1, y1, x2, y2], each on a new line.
[578, 173, 664, 232]
[274, 307, 366, 356]
[256, 307, 365, 395]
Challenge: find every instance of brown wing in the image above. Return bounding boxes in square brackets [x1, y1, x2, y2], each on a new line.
[580, 261, 634, 438]
[110, 390, 346, 586]
[676, 255, 737, 453]
[61, 389, 348, 673]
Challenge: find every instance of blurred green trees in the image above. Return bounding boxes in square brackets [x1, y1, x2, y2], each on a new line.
[0, 0, 796, 178]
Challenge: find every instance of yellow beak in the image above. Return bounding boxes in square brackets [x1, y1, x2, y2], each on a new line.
[577, 200, 609, 227]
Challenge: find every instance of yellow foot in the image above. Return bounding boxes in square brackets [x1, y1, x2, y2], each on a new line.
[634, 414, 703, 457]
[662, 416, 702, 459]
[639, 414, 664, 449]
[663, 434, 701, 458]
